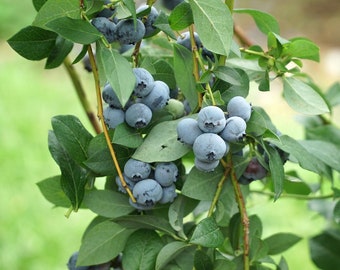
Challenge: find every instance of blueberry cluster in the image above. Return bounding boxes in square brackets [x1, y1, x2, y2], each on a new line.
[102, 67, 170, 129]
[91, 2, 160, 45]
[177, 96, 252, 172]
[115, 159, 178, 210]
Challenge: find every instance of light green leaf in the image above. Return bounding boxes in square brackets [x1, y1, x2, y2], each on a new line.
[189, 0, 233, 55]
[168, 2, 193, 31]
[284, 37, 320, 62]
[283, 77, 329, 115]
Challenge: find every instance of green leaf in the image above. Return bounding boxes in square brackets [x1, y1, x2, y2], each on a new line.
[33, 0, 48, 11]
[82, 190, 135, 218]
[112, 124, 143, 148]
[298, 140, 340, 172]
[213, 259, 236, 270]
[155, 241, 194, 270]
[122, 0, 136, 21]
[84, 0, 106, 16]
[234, 9, 280, 34]
[306, 125, 340, 146]
[152, 59, 176, 89]
[283, 37, 320, 62]
[132, 119, 191, 163]
[153, 11, 177, 40]
[190, 217, 224, 248]
[173, 43, 198, 110]
[189, 0, 233, 56]
[182, 165, 224, 201]
[114, 215, 178, 238]
[283, 77, 329, 115]
[249, 237, 269, 262]
[51, 115, 93, 164]
[168, 2, 193, 31]
[7, 26, 57, 60]
[36, 175, 70, 208]
[246, 106, 277, 137]
[122, 229, 163, 270]
[333, 201, 340, 224]
[218, 68, 250, 101]
[325, 82, 340, 107]
[213, 66, 242, 86]
[33, 0, 81, 29]
[78, 220, 135, 266]
[45, 17, 103, 44]
[45, 36, 73, 69]
[264, 233, 301, 255]
[194, 250, 213, 270]
[96, 42, 136, 107]
[309, 229, 340, 270]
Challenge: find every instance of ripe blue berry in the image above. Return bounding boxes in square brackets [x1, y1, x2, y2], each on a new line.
[193, 133, 228, 162]
[97, 0, 116, 18]
[227, 96, 252, 122]
[242, 157, 267, 181]
[129, 197, 155, 211]
[161, 0, 184, 10]
[132, 179, 163, 206]
[176, 31, 202, 50]
[103, 106, 125, 129]
[116, 18, 145, 45]
[154, 162, 178, 187]
[125, 103, 152, 129]
[133, 68, 155, 97]
[219, 116, 247, 142]
[159, 183, 177, 204]
[197, 106, 226, 133]
[115, 174, 136, 194]
[177, 118, 203, 145]
[91, 17, 117, 43]
[124, 158, 151, 181]
[136, 5, 160, 38]
[102, 83, 122, 108]
[141, 80, 170, 111]
[67, 251, 89, 270]
[194, 158, 220, 172]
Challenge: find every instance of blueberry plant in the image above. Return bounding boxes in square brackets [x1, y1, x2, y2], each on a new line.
[8, 0, 340, 269]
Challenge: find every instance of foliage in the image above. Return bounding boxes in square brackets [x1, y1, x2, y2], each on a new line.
[8, 0, 340, 269]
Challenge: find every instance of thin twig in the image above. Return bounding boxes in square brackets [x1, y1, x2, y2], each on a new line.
[251, 190, 334, 200]
[234, 25, 254, 47]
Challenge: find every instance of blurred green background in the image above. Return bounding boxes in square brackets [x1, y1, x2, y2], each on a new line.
[1, 0, 339, 269]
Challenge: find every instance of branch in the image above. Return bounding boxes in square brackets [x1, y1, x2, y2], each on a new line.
[234, 25, 254, 47]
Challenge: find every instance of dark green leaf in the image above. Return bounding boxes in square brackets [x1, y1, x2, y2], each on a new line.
[234, 9, 280, 34]
[173, 43, 198, 110]
[51, 115, 93, 164]
[112, 124, 143, 148]
[133, 119, 191, 163]
[33, 0, 80, 28]
[33, 0, 48, 11]
[114, 215, 177, 238]
[122, 229, 163, 270]
[96, 42, 136, 107]
[194, 250, 213, 270]
[153, 11, 177, 40]
[152, 59, 176, 89]
[250, 237, 269, 262]
[283, 37, 320, 62]
[182, 165, 224, 201]
[309, 229, 340, 270]
[283, 77, 329, 115]
[189, 0, 233, 56]
[84, 0, 106, 16]
[45, 36, 73, 69]
[122, 0, 136, 21]
[36, 175, 70, 208]
[190, 217, 224, 248]
[278, 256, 289, 270]
[169, 2, 193, 31]
[258, 70, 270, 91]
[246, 106, 277, 137]
[283, 171, 311, 195]
[7, 26, 57, 60]
[264, 233, 301, 255]
[333, 201, 340, 224]
[213, 259, 236, 270]
[45, 17, 102, 44]
[82, 190, 135, 218]
[78, 220, 135, 266]
[215, 180, 237, 227]
[155, 241, 193, 270]
[325, 82, 340, 107]
[219, 68, 250, 101]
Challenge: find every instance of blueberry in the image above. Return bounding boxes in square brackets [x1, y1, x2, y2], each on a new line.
[161, 0, 184, 10]
[116, 18, 145, 45]
[197, 106, 226, 133]
[103, 106, 125, 129]
[177, 118, 203, 145]
[115, 174, 136, 194]
[133, 67, 155, 97]
[176, 31, 202, 51]
[219, 116, 247, 142]
[227, 96, 252, 122]
[154, 162, 178, 187]
[242, 157, 267, 181]
[136, 5, 160, 38]
[159, 183, 177, 204]
[97, 0, 116, 19]
[129, 197, 156, 211]
[67, 251, 89, 270]
[166, 98, 185, 119]
[82, 53, 92, 72]
[194, 158, 220, 172]
[193, 133, 228, 162]
[202, 47, 215, 62]
[91, 17, 117, 43]
[124, 158, 151, 181]
[125, 103, 152, 129]
[141, 80, 170, 111]
[102, 83, 122, 108]
[132, 179, 163, 206]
